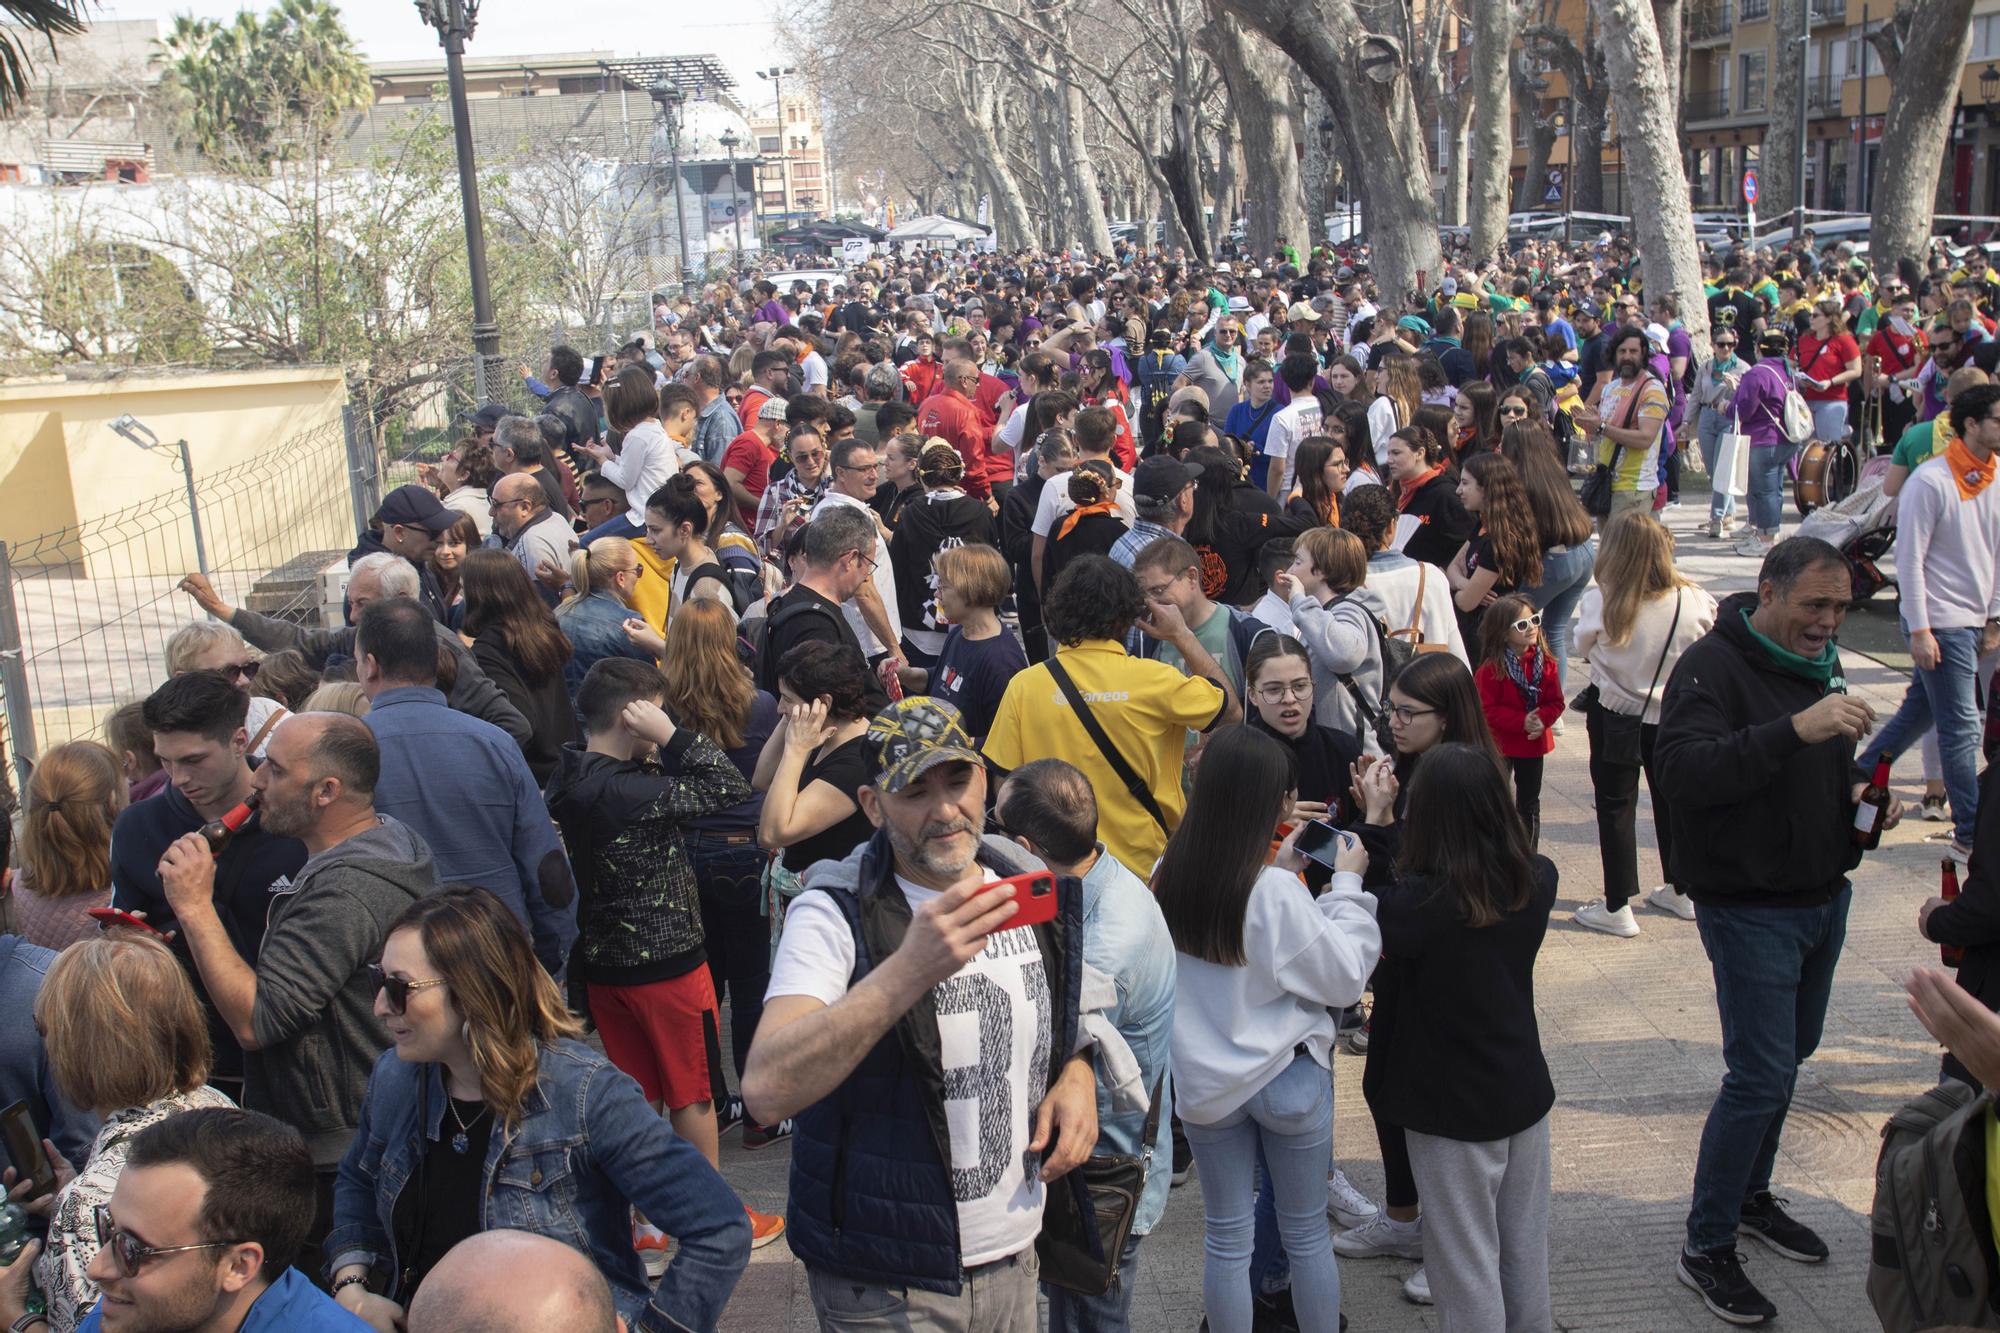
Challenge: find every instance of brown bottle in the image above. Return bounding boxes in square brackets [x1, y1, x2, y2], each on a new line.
[1852, 759, 1891, 851]
[1942, 858, 1965, 969]
[198, 791, 260, 854]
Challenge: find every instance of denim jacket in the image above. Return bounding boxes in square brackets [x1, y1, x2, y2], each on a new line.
[327, 1041, 750, 1333]
[556, 589, 652, 705]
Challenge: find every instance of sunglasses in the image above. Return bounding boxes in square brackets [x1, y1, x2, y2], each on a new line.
[225, 660, 259, 684]
[368, 963, 447, 1014]
[94, 1206, 243, 1277]
[1499, 405, 1529, 419]
[1510, 612, 1545, 632]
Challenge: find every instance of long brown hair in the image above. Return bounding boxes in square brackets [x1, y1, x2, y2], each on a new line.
[461, 549, 573, 683]
[429, 511, 480, 609]
[1499, 420, 1594, 547]
[23, 740, 124, 899]
[1595, 510, 1691, 646]
[1396, 742, 1537, 927]
[1462, 454, 1542, 587]
[1462, 311, 1495, 378]
[1382, 357, 1423, 429]
[389, 886, 583, 1128]
[660, 598, 755, 751]
[1154, 726, 1299, 966]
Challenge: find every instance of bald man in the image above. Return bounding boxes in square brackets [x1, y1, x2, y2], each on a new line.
[489, 471, 575, 604]
[406, 1230, 621, 1333]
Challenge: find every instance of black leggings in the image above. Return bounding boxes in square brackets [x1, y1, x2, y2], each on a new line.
[1587, 704, 1670, 911]
[1373, 1111, 1420, 1211]
[1509, 756, 1545, 851]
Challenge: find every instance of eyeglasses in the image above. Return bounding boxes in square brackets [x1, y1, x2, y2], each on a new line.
[1253, 682, 1313, 703]
[1386, 703, 1439, 725]
[94, 1206, 244, 1277]
[837, 460, 881, 474]
[581, 495, 620, 511]
[1509, 612, 1544, 632]
[368, 963, 448, 1015]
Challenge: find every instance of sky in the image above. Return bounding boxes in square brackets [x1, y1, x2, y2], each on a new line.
[90, 0, 794, 114]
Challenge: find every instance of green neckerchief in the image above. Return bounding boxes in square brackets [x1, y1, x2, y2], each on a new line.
[1739, 608, 1843, 689]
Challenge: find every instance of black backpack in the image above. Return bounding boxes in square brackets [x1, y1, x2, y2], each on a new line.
[750, 597, 842, 694]
[1868, 1079, 2000, 1332]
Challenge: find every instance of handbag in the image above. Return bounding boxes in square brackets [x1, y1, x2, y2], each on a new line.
[1047, 656, 1170, 833]
[1579, 374, 1650, 517]
[1572, 596, 1680, 766]
[1036, 1074, 1168, 1295]
[1711, 413, 1752, 499]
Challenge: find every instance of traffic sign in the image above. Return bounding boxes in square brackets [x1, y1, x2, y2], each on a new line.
[1544, 168, 1564, 204]
[1742, 170, 1759, 204]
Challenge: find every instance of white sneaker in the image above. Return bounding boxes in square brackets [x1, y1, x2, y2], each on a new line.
[1574, 901, 1641, 938]
[1733, 536, 1775, 558]
[1646, 885, 1697, 920]
[1705, 515, 1735, 540]
[1332, 1212, 1423, 1260]
[1403, 1266, 1433, 1305]
[1327, 1168, 1379, 1230]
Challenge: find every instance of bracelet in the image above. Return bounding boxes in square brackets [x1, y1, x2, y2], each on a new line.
[331, 1273, 370, 1300]
[11, 1315, 49, 1333]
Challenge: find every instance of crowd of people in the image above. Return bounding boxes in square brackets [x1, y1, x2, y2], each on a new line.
[0, 222, 1997, 1333]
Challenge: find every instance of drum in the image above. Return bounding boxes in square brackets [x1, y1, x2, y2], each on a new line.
[1794, 436, 1860, 516]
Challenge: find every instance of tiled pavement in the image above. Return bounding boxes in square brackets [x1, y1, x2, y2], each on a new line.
[709, 493, 1945, 1331]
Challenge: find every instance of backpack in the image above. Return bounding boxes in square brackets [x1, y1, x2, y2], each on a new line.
[1137, 350, 1179, 449]
[750, 596, 843, 694]
[1777, 362, 1816, 444]
[1867, 1079, 2000, 1333]
[1333, 570, 1442, 751]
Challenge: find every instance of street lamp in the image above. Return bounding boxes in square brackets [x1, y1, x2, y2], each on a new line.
[1983, 63, 1999, 110]
[413, 0, 500, 402]
[648, 78, 694, 298]
[719, 129, 746, 256]
[110, 415, 207, 575]
[758, 66, 796, 221]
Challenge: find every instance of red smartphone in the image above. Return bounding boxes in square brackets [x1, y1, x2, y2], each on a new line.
[86, 907, 167, 937]
[995, 870, 1058, 928]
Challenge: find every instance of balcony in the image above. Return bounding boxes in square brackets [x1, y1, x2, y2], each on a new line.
[1686, 88, 1734, 123]
[1804, 73, 1841, 113]
[1738, 0, 1769, 20]
[1808, 0, 1846, 25]
[1689, 1, 1733, 46]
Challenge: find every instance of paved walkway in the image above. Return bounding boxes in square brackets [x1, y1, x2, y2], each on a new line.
[710, 495, 1946, 1331]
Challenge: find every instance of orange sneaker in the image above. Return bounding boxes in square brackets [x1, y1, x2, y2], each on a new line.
[746, 1207, 787, 1250]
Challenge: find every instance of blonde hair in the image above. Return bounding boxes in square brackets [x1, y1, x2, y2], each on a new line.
[166, 621, 253, 677]
[660, 598, 754, 751]
[38, 933, 211, 1113]
[558, 537, 639, 615]
[931, 543, 1010, 609]
[22, 740, 125, 899]
[301, 681, 371, 717]
[1595, 511, 1691, 647]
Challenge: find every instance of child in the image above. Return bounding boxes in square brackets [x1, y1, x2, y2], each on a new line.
[1473, 594, 1563, 849]
[1250, 538, 1297, 637]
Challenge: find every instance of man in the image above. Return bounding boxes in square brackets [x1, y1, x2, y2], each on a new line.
[177, 557, 529, 746]
[540, 344, 600, 449]
[406, 1231, 621, 1333]
[111, 672, 309, 1097]
[741, 697, 1100, 1332]
[755, 425, 831, 557]
[1030, 408, 1136, 594]
[0, 1108, 368, 1333]
[1853, 383, 2000, 862]
[1577, 326, 1669, 522]
[852, 364, 902, 446]
[986, 556, 1238, 877]
[1131, 535, 1268, 696]
[1654, 537, 1903, 1325]
[356, 597, 577, 974]
[0, 933, 96, 1171]
[739, 349, 792, 428]
[1110, 455, 1200, 570]
[1573, 299, 1608, 405]
[156, 712, 437, 1242]
[688, 355, 741, 466]
[917, 359, 998, 503]
[996, 760, 1173, 1331]
[759, 507, 891, 712]
[492, 416, 573, 521]
[658, 382, 702, 467]
[722, 397, 788, 530]
[346, 485, 457, 624]
[490, 472, 574, 606]
[813, 438, 902, 662]
[1175, 316, 1245, 418]
[1262, 353, 1324, 498]
[1421, 305, 1477, 387]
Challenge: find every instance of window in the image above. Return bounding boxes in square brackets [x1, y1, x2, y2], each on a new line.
[758, 136, 780, 152]
[558, 75, 609, 94]
[0, 163, 19, 183]
[1739, 50, 1767, 110]
[1845, 21, 1884, 76]
[1972, 13, 2000, 62]
[1740, 0, 1768, 19]
[793, 161, 820, 181]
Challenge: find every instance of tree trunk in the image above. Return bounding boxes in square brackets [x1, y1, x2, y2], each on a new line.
[1868, 0, 1975, 268]
[1467, 0, 1517, 258]
[1218, 0, 1440, 299]
[1158, 101, 1208, 262]
[1761, 0, 1805, 219]
[1211, 119, 1239, 254]
[1572, 96, 1607, 212]
[1442, 76, 1475, 226]
[1595, 0, 1710, 355]
[1057, 68, 1115, 253]
[966, 109, 1036, 248]
[1206, 3, 1310, 259]
[1652, 0, 1684, 128]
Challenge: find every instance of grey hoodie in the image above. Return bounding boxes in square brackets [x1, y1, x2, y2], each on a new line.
[246, 815, 439, 1167]
[1287, 586, 1387, 754]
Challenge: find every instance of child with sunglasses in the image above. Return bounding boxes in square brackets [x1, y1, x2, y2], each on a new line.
[1472, 595, 1563, 851]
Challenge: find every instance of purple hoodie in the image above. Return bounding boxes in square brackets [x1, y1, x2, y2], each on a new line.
[1728, 358, 1793, 449]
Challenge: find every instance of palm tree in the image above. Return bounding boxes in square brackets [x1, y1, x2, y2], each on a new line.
[0, 0, 88, 115]
[155, 0, 369, 163]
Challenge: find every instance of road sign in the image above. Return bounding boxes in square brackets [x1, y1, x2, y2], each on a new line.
[1742, 169, 1759, 204]
[1544, 168, 1564, 205]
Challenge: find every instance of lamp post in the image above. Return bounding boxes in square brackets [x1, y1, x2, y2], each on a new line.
[648, 78, 694, 298]
[413, 0, 499, 402]
[719, 129, 746, 256]
[758, 66, 796, 220]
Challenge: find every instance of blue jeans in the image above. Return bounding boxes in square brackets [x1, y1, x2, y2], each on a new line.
[1522, 540, 1596, 696]
[1859, 625, 1984, 848]
[1182, 1054, 1341, 1333]
[1044, 1234, 1144, 1332]
[1745, 444, 1793, 535]
[1685, 886, 1851, 1252]
[579, 512, 644, 547]
[1698, 407, 1735, 520]
[1809, 398, 1848, 445]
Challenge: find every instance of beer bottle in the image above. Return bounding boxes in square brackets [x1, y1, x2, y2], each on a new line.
[199, 790, 261, 855]
[1941, 858, 1964, 969]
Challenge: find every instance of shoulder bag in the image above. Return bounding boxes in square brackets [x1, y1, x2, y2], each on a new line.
[1047, 656, 1170, 833]
[1037, 1073, 1168, 1295]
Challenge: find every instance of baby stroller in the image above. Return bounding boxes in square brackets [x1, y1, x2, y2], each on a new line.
[1793, 453, 1899, 604]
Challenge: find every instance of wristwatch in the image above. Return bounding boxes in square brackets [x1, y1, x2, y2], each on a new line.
[11, 1314, 49, 1333]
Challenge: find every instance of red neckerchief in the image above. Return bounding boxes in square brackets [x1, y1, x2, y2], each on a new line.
[1396, 463, 1448, 512]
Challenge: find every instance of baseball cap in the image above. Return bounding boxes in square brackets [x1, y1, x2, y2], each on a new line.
[459, 402, 509, 432]
[1439, 276, 1459, 297]
[1287, 301, 1321, 324]
[1576, 298, 1604, 319]
[1133, 455, 1204, 503]
[757, 397, 790, 423]
[1644, 321, 1672, 350]
[866, 697, 984, 795]
[374, 484, 457, 534]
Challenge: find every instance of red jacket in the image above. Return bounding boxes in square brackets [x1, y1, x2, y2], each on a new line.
[902, 356, 942, 403]
[917, 389, 995, 500]
[1475, 650, 1563, 759]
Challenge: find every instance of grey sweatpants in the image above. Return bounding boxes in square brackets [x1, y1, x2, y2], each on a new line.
[1405, 1115, 1553, 1333]
[806, 1249, 1039, 1332]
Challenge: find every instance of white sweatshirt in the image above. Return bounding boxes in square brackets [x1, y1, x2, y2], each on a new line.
[1898, 454, 2000, 633]
[1574, 584, 1717, 725]
[600, 418, 678, 526]
[1170, 867, 1381, 1125]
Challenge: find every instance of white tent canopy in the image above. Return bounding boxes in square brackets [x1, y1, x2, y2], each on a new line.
[886, 213, 988, 243]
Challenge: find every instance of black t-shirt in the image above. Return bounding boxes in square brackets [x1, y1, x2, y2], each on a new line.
[1044, 511, 1128, 594]
[929, 627, 1028, 740]
[1707, 290, 1767, 362]
[782, 736, 877, 874]
[1400, 473, 1476, 571]
[394, 1095, 493, 1296]
[760, 584, 890, 713]
[889, 493, 999, 640]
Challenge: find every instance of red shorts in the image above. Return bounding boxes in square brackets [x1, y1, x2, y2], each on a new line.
[587, 971, 721, 1111]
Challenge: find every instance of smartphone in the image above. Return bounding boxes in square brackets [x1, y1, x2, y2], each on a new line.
[1293, 820, 1355, 871]
[0, 1101, 54, 1201]
[85, 907, 166, 937]
[995, 870, 1059, 928]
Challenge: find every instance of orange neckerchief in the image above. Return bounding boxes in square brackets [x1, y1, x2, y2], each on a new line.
[1945, 436, 1996, 502]
[1454, 424, 1477, 455]
[1396, 463, 1448, 512]
[1057, 500, 1118, 541]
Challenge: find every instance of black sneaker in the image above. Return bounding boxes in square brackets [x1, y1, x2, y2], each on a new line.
[741, 1118, 793, 1150]
[715, 1095, 745, 1136]
[1738, 1191, 1829, 1263]
[1171, 1136, 1194, 1187]
[1677, 1245, 1778, 1325]
[1252, 1287, 1298, 1332]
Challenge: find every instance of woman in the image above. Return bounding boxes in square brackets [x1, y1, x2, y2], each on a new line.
[869, 432, 924, 530]
[1279, 527, 1385, 751]
[434, 439, 496, 538]
[1728, 328, 1803, 558]
[164, 622, 285, 758]
[899, 543, 1025, 740]
[1451, 381, 1501, 462]
[1362, 744, 1557, 1332]
[1079, 348, 1138, 469]
[428, 512, 478, 630]
[460, 549, 580, 785]
[1367, 357, 1422, 465]
[1155, 725, 1380, 1333]
[1447, 453, 1542, 644]
[887, 441, 998, 665]
[1383, 426, 1475, 570]
[327, 887, 750, 1331]
[12, 741, 123, 949]
[1285, 436, 1346, 529]
[1043, 461, 1127, 594]
[1462, 312, 1496, 387]
[754, 640, 877, 876]
[16, 933, 232, 1333]
[1328, 401, 1378, 493]
[681, 459, 763, 605]
[1496, 386, 1538, 442]
[1222, 359, 1283, 470]
[1795, 299, 1863, 447]
[580, 367, 676, 544]
[302, 681, 371, 717]
[555, 537, 653, 703]
[1692, 327, 1749, 539]
[1326, 354, 1365, 404]
[1499, 420, 1597, 696]
[1571, 512, 1716, 935]
[660, 599, 785, 1146]
[1244, 634, 1364, 826]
